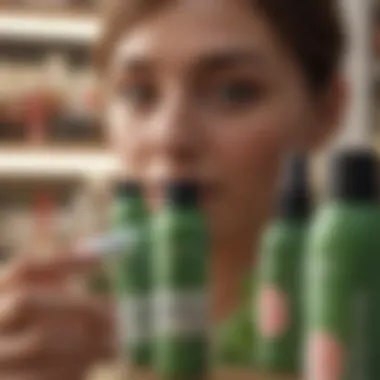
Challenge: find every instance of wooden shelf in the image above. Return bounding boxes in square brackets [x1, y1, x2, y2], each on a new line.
[94, 366, 299, 380]
[0, 6, 97, 18]
[0, 147, 118, 179]
[0, 11, 99, 44]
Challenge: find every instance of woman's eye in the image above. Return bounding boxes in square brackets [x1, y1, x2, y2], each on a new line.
[215, 81, 262, 106]
[121, 84, 157, 108]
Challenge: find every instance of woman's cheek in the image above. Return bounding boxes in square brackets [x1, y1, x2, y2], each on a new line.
[108, 103, 131, 158]
[213, 130, 280, 216]
[217, 122, 286, 176]
[108, 105, 149, 174]
[215, 120, 289, 217]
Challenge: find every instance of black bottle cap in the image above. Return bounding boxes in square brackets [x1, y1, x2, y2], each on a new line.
[165, 180, 200, 207]
[330, 149, 379, 201]
[115, 180, 142, 198]
[277, 154, 312, 219]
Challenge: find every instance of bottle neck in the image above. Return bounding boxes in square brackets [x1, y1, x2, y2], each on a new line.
[117, 195, 147, 220]
[329, 198, 379, 208]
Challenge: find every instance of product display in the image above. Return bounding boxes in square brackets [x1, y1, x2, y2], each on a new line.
[1, 0, 99, 11]
[255, 154, 312, 374]
[0, 56, 103, 146]
[0, 1, 379, 379]
[0, 63, 27, 141]
[304, 149, 380, 380]
[0, 185, 75, 260]
[152, 181, 210, 380]
[50, 67, 102, 143]
[112, 181, 152, 370]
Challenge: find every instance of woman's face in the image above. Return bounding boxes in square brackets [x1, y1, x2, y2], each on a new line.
[107, 0, 334, 243]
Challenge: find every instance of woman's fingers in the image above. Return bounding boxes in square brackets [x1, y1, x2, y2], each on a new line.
[0, 256, 116, 379]
[0, 291, 33, 331]
[0, 254, 101, 288]
[25, 254, 101, 277]
[0, 366, 88, 380]
[0, 288, 114, 344]
[0, 294, 113, 380]
[26, 290, 112, 322]
[32, 292, 117, 361]
[0, 290, 101, 331]
[0, 322, 101, 370]
[0, 327, 46, 368]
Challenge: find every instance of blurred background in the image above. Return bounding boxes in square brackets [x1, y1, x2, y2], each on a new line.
[0, 0, 377, 263]
[0, 1, 116, 264]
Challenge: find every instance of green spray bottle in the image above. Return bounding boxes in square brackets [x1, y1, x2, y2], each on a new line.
[112, 181, 152, 370]
[304, 149, 380, 380]
[255, 154, 312, 373]
[152, 181, 210, 380]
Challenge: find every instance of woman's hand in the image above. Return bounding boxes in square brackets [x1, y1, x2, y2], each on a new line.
[0, 255, 116, 380]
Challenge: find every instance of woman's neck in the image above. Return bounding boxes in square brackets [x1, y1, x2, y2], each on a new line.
[212, 234, 259, 323]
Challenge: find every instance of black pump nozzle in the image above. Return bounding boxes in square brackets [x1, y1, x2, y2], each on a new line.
[115, 180, 142, 198]
[277, 153, 311, 219]
[165, 180, 200, 207]
[330, 149, 379, 202]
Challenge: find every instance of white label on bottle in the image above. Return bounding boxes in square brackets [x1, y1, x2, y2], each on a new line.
[349, 291, 370, 380]
[154, 290, 209, 337]
[118, 296, 151, 346]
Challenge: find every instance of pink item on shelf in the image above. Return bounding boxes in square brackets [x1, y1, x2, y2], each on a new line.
[25, 92, 48, 145]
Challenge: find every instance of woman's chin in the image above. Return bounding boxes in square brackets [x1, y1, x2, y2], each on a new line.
[146, 195, 163, 212]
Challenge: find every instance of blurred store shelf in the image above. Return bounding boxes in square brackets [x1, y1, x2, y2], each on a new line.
[0, 11, 99, 44]
[0, 147, 118, 178]
[373, 62, 380, 85]
[0, 6, 97, 18]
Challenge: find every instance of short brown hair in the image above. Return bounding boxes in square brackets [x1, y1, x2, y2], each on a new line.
[96, 0, 345, 91]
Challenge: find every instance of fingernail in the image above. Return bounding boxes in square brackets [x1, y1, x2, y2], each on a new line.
[0, 295, 19, 323]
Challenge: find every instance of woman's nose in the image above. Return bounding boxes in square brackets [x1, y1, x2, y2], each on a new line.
[146, 93, 201, 167]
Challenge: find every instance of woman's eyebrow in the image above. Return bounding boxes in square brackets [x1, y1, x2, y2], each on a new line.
[194, 49, 269, 72]
[115, 47, 268, 74]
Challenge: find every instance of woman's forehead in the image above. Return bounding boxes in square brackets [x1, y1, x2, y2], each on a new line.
[110, 0, 283, 74]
